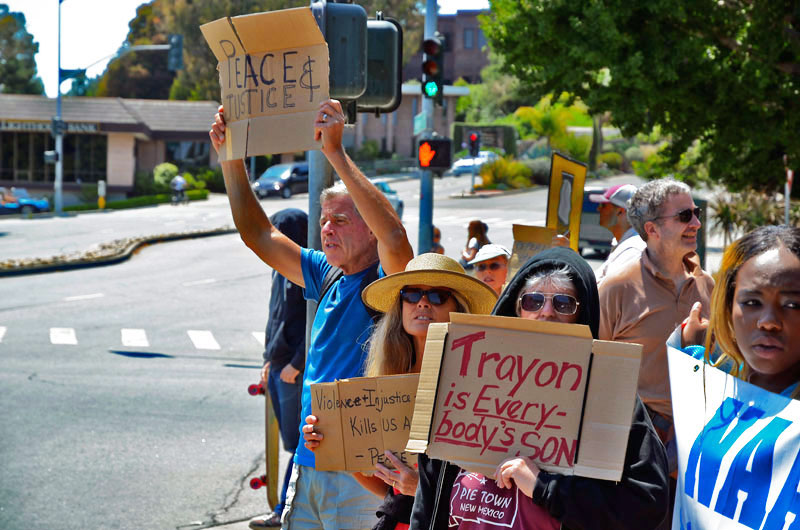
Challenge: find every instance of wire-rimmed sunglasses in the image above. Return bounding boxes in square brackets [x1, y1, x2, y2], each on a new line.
[651, 207, 701, 224]
[518, 292, 580, 315]
[400, 287, 452, 306]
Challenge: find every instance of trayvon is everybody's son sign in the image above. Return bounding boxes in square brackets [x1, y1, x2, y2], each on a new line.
[407, 314, 642, 481]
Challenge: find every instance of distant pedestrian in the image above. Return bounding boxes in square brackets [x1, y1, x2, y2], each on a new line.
[459, 220, 490, 270]
[249, 208, 308, 529]
[468, 243, 511, 295]
[430, 226, 444, 255]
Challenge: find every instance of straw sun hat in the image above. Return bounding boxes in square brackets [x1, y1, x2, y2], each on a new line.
[361, 253, 498, 315]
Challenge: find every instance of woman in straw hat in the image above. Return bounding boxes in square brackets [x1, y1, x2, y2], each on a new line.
[303, 253, 497, 530]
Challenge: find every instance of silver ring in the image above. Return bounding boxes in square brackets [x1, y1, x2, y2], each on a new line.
[322, 113, 328, 122]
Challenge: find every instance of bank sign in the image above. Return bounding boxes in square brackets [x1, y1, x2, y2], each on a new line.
[1, 121, 99, 133]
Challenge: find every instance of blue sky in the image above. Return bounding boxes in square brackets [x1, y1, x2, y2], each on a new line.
[6, 0, 491, 97]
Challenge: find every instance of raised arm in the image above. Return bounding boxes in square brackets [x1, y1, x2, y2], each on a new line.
[209, 107, 304, 286]
[314, 100, 413, 275]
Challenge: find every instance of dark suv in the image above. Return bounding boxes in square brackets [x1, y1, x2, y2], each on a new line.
[252, 162, 309, 199]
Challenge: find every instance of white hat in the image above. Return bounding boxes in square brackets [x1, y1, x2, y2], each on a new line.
[468, 244, 511, 266]
[588, 184, 637, 210]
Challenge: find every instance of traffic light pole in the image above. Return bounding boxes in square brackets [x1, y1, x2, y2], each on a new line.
[418, 0, 437, 255]
[54, 0, 64, 216]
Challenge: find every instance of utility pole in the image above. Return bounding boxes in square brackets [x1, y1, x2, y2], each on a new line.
[54, 0, 64, 215]
[417, 0, 437, 254]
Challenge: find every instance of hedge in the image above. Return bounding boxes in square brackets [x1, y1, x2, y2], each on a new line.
[64, 189, 209, 212]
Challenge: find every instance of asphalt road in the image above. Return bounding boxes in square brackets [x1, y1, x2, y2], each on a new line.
[0, 171, 660, 529]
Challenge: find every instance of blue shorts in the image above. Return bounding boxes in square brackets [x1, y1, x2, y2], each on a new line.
[281, 464, 378, 530]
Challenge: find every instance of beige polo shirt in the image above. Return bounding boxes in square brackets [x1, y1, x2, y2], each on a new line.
[599, 250, 714, 421]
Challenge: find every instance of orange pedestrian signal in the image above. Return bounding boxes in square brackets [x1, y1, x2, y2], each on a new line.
[417, 138, 452, 171]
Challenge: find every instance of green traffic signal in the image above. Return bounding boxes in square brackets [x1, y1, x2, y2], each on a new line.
[424, 81, 439, 98]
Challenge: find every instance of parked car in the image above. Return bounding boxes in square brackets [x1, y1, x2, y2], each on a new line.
[0, 187, 50, 215]
[374, 181, 404, 219]
[252, 162, 309, 199]
[578, 187, 614, 256]
[448, 151, 499, 176]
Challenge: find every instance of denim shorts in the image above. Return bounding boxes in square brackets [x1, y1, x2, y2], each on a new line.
[282, 464, 379, 530]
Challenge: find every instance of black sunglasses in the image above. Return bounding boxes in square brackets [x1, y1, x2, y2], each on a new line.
[518, 292, 580, 315]
[476, 262, 505, 272]
[652, 207, 701, 224]
[400, 287, 453, 306]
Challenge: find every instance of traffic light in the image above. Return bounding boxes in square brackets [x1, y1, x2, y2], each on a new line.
[418, 138, 452, 170]
[168, 34, 183, 71]
[312, 0, 367, 100]
[421, 34, 444, 105]
[468, 131, 481, 157]
[357, 16, 403, 114]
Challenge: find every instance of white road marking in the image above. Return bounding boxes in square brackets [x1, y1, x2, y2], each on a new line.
[182, 278, 216, 287]
[252, 331, 266, 345]
[187, 330, 221, 350]
[0, 326, 6, 343]
[121, 329, 149, 348]
[64, 293, 104, 302]
[50, 328, 77, 345]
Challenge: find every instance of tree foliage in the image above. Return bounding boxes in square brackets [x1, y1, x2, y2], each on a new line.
[482, 0, 800, 191]
[92, 0, 422, 102]
[0, 4, 44, 94]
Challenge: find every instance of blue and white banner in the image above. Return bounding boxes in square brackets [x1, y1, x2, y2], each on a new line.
[668, 346, 800, 530]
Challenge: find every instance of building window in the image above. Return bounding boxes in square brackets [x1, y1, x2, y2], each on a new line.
[166, 141, 210, 169]
[63, 134, 107, 183]
[478, 29, 487, 49]
[0, 131, 105, 184]
[464, 28, 475, 49]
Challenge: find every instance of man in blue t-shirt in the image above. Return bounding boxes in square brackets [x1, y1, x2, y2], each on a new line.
[210, 99, 414, 530]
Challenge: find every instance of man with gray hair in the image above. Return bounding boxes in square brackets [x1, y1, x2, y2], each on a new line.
[210, 99, 413, 529]
[598, 179, 713, 478]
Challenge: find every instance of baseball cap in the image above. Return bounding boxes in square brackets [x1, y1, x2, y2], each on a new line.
[588, 184, 637, 210]
[468, 243, 511, 265]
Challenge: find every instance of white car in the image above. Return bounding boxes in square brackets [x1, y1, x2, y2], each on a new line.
[448, 151, 499, 175]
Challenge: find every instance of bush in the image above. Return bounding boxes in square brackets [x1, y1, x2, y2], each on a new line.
[78, 183, 99, 203]
[478, 156, 533, 190]
[63, 189, 209, 212]
[598, 152, 623, 170]
[520, 157, 551, 185]
[153, 162, 179, 189]
[354, 140, 380, 161]
[183, 172, 206, 191]
[552, 133, 591, 162]
[195, 167, 225, 193]
[624, 146, 645, 163]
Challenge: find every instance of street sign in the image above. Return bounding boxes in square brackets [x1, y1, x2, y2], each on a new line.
[413, 112, 426, 136]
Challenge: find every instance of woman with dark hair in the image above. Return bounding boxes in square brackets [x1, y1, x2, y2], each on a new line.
[677, 225, 800, 397]
[460, 220, 490, 269]
[411, 247, 670, 530]
[303, 254, 497, 530]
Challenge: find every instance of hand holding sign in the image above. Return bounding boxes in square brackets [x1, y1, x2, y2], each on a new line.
[494, 456, 540, 498]
[302, 414, 323, 451]
[314, 99, 345, 158]
[373, 450, 419, 496]
[209, 106, 227, 155]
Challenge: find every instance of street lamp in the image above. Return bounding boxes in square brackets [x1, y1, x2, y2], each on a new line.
[53, 0, 65, 215]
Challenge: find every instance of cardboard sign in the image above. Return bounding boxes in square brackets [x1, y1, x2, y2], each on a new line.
[507, 224, 556, 281]
[546, 152, 587, 252]
[311, 374, 419, 472]
[668, 347, 800, 529]
[200, 7, 330, 160]
[407, 313, 642, 481]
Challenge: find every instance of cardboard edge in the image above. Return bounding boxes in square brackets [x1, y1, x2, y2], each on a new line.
[574, 340, 643, 481]
[310, 381, 347, 471]
[406, 323, 449, 454]
[229, 7, 326, 51]
[449, 313, 592, 339]
[200, 17, 244, 63]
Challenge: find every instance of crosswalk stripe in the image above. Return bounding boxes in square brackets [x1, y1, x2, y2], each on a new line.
[64, 293, 104, 302]
[0, 326, 6, 343]
[252, 331, 266, 345]
[121, 328, 149, 348]
[187, 330, 221, 350]
[50, 328, 77, 345]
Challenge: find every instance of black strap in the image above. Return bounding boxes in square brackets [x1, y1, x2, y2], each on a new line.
[317, 261, 381, 321]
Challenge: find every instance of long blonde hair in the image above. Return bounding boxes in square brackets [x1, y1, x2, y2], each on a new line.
[365, 294, 466, 377]
[705, 225, 800, 397]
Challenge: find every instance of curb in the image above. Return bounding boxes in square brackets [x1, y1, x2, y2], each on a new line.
[0, 226, 238, 277]
[448, 186, 541, 199]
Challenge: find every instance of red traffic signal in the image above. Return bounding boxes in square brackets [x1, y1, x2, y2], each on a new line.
[418, 138, 452, 170]
[468, 131, 481, 156]
[469, 133, 478, 142]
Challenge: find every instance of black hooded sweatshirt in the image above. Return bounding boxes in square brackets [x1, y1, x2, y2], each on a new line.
[262, 208, 308, 372]
[411, 248, 670, 530]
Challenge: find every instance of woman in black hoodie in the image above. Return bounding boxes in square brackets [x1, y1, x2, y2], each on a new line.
[410, 248, 670, 530]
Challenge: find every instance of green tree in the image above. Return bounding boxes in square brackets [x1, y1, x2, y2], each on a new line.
[0, 4, 44, 94]
[482, 0, 800, 191]
[455, 50, 526, 123]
